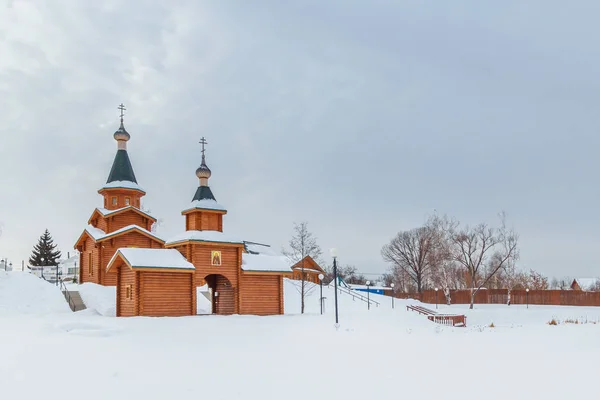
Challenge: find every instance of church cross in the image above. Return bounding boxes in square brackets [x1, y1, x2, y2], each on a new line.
[118, 103, 126, 122]
[200, 137, 208, 157]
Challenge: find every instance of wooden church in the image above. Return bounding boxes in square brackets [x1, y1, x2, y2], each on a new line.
[74, 105, 292, 317]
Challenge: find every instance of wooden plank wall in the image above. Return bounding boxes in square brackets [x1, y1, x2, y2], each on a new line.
[191, 245, 240, 288]
[100, 232, 163, 286]
[140, 272, 194, 317]
[239, 274, 282, 315]
[186, 211, 222, 232]
[109, 211, 150, 233]
[118, 266, 138, 317]
[395, 289, 600, 306]
[80, 236, 101, 285]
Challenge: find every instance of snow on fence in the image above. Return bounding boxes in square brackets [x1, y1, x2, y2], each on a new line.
[395, 289, 600, 307]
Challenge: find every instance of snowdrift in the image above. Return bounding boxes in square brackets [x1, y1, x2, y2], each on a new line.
[0, 271, 71, 316]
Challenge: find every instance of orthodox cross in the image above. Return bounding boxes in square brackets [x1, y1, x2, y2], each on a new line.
[118, 103, 126, 123]
[200, 137, 207, 157]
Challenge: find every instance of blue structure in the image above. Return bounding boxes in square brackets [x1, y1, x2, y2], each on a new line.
[353, 287, 386, 295]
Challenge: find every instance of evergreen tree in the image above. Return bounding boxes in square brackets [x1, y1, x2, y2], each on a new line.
[29, 229, 62, 266]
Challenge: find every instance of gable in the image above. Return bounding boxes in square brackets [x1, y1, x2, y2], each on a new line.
[291, 256, 324, 274]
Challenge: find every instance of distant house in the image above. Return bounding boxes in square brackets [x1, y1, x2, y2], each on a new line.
[28, 253, 80, 283]
[571, 278, 600, 291]
[284, 256, 326, 284]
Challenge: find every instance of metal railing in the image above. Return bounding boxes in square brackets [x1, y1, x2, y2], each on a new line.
[59, 279, 76, 311]
[334, 285, 380, 307]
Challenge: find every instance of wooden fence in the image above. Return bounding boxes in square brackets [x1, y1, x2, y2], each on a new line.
[394, 289, 600, 307]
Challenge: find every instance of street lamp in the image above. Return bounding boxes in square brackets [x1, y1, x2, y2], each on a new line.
[526, 288, 529, 309]
[318, 273, 325, 315]
[330, 248, 339, 326]
[366, 281, 371, 310]
[435, 287, 439, 309]
[390, 283, 395, 309]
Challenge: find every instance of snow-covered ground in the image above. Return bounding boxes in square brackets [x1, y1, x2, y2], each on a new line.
[2, 271, 600, 399]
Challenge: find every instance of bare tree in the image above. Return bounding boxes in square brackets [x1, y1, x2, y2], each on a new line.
[282, 222, 322, 314]
[449, 213, 519, 309]
[526, 269, 549, 290]
[381, 225, 438, 293]
[427, 214, 459, 305]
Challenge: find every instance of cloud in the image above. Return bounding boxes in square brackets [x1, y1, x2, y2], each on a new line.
[1, 1, 600, 279]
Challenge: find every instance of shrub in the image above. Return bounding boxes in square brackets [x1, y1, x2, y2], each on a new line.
[548, 318, 559, 326]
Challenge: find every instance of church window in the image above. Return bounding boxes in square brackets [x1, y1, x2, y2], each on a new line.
[88, 253, 93, 276]
[126, 285, 132, 299]
[112, 197, 117, 206]
[125, 197, 130, 206]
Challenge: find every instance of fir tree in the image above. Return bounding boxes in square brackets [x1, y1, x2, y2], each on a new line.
[29, 229, 62, 266]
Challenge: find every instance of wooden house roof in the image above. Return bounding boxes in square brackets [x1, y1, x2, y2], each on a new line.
[107, 248, 195, 273]
[87, 206, 157, 225]
[291, 256, 325, 274]
[75, 224, 165, 248]
[165, 230, 244, 246]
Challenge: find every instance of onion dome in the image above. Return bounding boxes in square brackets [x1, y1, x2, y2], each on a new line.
[113, 121, 131, 143]
[196, 154, 212, 180]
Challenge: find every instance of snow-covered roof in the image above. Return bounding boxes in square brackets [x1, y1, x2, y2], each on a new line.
[85, 225, 106, 240]
[166, 230, 244, 246]
[244, 241, 280, 256]
[84, 224, 164, 243]
[241, 253, 292, 273]
[573, 278, 600, 290]
[95, 206, 156, 220]
[291, 267, 323, 274]
[109, 248, 195, 271]
[101, 180, 145, 192]
[182, 199, 227, 213]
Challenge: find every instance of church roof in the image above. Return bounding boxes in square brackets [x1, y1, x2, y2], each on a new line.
[106, 149, 138, 186]
[241, 253, 292, 273]
[192, 186, 217, 202]
[88, 206, 156, 224]
[76, 224, 164, 246]
[165, 230, 244, 246]
[107, 248, 195, 273]
[182, 199, 227, 214]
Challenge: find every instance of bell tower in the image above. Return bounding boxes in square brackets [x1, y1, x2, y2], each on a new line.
[183, 137, 227, 231]
[98, 103, 146, 210]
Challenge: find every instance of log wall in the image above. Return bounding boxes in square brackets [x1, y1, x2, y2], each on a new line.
[140, 272, 194, 317]
[117, 265, 139, 317]
[100, 188, 143, 211]
[239, 274, 283, 315]
[185, 211, 223, 232]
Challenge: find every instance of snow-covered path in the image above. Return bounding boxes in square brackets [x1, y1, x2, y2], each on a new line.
[1, 271, 599, 400]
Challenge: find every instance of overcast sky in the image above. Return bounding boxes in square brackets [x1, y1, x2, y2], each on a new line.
[1, 1, 600, 279]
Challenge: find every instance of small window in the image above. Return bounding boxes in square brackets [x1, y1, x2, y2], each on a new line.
[126, 285, 132, 299]
[125, 197, 130, 206]
[112, 197, 117, 206]
[88, 253, 93, 276]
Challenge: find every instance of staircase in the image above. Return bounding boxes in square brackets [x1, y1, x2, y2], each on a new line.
[58, 280, 86, 312]
[64, 290, 87, 312]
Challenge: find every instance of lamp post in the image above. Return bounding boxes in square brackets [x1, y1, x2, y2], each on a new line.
[435, 287, 439, 309]
[366, 281, 371, 310]
[390, 283, 395, 309]
[9, 262, 12, 272]
[318, 273, 324, 315]
[526, 288, 529, 309]
[331, 248, 339, 326]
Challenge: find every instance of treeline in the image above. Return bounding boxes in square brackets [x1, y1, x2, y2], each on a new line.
[381, 212, 525, 309]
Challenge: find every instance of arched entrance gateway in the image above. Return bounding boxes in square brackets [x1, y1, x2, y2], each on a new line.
[203, 274, 235, 315]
